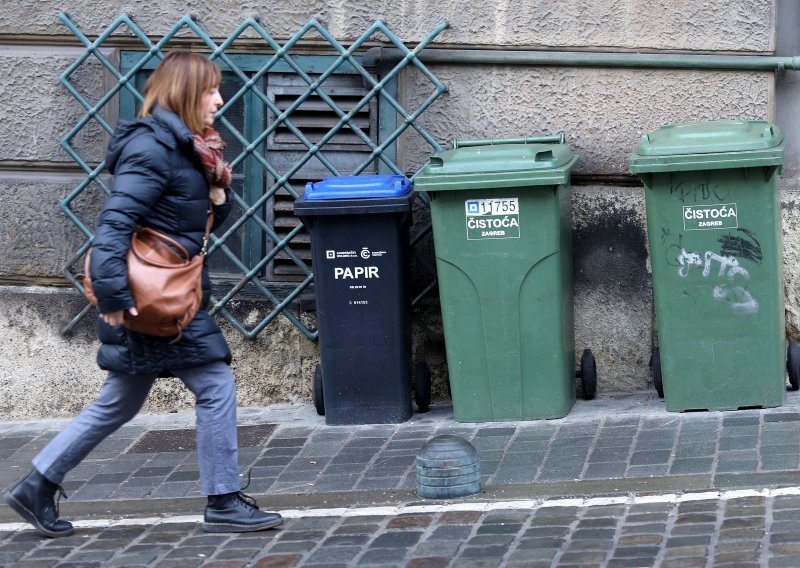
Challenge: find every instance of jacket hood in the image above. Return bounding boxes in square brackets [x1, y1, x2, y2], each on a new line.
[105, 106, 195, 174]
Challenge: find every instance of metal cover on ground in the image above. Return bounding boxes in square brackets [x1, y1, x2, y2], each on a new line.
[127, 424, 277, 453]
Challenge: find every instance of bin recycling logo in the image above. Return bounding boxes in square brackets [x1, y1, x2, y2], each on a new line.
[683, 203, 738, 231]
[465, 198, 521, 240]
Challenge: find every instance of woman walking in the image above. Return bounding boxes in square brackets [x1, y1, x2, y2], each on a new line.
[5, 51, 282, 537]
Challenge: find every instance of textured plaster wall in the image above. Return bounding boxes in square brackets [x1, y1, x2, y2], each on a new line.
[780, 185, 800, 341]
[0, 175, 103, 281]
[0, 287, 316, 420]
[399, 66, 773, 176]
[0, 0, 789, 417]
[0, 48, 106, 164]
[573, 186, 651, 392]
[1, 1, 775, 51]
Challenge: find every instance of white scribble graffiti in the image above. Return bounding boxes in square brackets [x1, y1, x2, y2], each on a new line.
[677, 249, 702, 277]
[676, 248, 757, 314]
[701, 252, 749, 280]
[712, 284, 758, 314]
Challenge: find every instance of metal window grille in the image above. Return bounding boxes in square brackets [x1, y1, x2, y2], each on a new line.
[58, 13, 448, 339]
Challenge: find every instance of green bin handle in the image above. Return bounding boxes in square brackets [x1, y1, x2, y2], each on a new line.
[453, 133, 565, 149]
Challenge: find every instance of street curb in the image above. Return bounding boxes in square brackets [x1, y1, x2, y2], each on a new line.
[5, 470, 800, 523]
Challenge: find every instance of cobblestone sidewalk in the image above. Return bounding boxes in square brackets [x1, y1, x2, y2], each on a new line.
[3, 390, 800, 566]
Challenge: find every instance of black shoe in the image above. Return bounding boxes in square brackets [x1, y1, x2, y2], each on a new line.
[4, 469, 74, 538]
[203, 491, 283, 533]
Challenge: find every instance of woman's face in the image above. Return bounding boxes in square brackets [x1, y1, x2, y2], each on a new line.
[201, 86, 223, 128]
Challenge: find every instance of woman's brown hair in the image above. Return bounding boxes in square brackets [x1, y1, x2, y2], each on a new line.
[139, 51, 221, 135]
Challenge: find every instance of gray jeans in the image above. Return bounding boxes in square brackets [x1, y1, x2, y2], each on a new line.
[32, 361, 240, 495]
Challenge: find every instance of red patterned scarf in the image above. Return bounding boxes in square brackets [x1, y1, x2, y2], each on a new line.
[193, 127, 232, 189]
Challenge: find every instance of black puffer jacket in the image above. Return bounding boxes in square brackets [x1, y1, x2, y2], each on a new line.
[91, 106, 233, 376]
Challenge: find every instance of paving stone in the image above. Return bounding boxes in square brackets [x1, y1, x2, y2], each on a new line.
[625, 512, 669, 524]
[764, 413, 800, 422]
[252, 554, 304, 568]
[334, 523, 383, 534]
[588, 447, 630, 462]
[370, 531, 423, 547]
[715, 539, 761, 553]
[720, 516, 765, 530]
[427, 525, 473, 540]
[714, 550, 761, 563]
[267, 540, 318, 554]
[629, 450, 672, 465]
[214, 548, 261, 560]
[611, 545, 661, 558]
[522, 526, 569, 538]
[771, 509, 800, 521]
[584, 462, 628, 479]
[491, 467, 537, 484]
[768, 543, 800, 555]
[357, 547, 410, 565]
[459, 545, 513, 559]
[65, 549, 118, 562]
[671, 525, 716, 537]
[626, 464, 671, 476]
[406, 558, 449, 568]
[26, 546, 74, 559]
[618, 534, 662, 546]
[571, 528, 616, 540]
[633, 436, 676, 450]
[665, 545, 710, 558]
[607, 558, 659, 568]
[661, 558, 707, 568]
[768, 557, 800, 568]
[467, 534, 515, 546]
[716, 457, 759, 473]
[9, 561, 70, 568]
[557, 550, 609, 564]
[577, 517, 618, 529]
[620, 523, 668, 535]
[563, 539, 612, 551]
[761, 454, 800, 470]
[516, 537, 566, 549]
[594, 437, 635, 448]
[719, 436, 759, 451]
[304, 546, 361, 564]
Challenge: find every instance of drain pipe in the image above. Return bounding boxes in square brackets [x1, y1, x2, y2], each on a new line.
[363, 47, 800, 71]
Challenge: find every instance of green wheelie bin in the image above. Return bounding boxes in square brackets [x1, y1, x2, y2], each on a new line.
[630, 119, 793, 412]
[415, 135, 597, 422]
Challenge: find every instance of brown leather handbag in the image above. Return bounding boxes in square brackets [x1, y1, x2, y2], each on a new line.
[83, 214, 213, 341]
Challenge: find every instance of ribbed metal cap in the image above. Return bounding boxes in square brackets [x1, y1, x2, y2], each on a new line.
[416, 435, 481, 499]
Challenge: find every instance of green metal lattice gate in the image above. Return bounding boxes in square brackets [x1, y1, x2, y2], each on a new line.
[58, 12, 447, 339]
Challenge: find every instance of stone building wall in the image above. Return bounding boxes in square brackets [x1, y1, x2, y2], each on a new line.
[0, 1, 792, 419]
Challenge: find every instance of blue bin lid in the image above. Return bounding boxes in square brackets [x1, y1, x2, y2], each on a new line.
[304, 175, 412, 200]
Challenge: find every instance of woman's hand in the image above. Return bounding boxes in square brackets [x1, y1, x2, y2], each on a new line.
[210, 186, 226, 206]
[100, 307, 139, 327]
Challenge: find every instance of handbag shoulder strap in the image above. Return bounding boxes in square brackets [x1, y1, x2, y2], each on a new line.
[200, 205, 214, 257]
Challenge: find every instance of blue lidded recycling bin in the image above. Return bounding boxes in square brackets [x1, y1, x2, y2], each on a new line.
[294, 175, 421, 425]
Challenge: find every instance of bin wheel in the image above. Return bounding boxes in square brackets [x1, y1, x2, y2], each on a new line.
[578, 349, 597, 400]
[413, 362, 432, 413]
[787, 340, 800, 391]
[313, 364, 325, 415]
[650, 349, 664, 398]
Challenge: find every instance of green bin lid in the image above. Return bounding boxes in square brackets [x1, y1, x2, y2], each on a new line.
[629, 120, 784, 174]
[414, 138, 578, 192]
